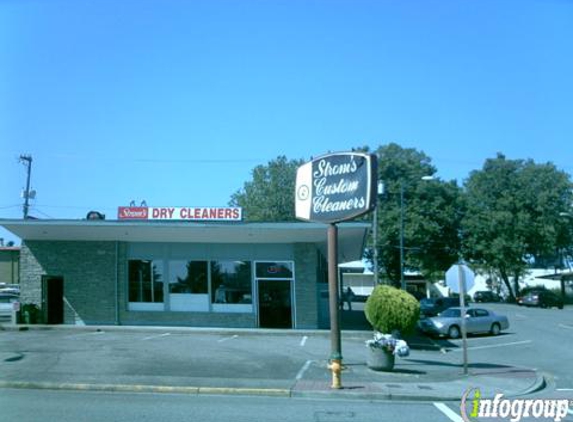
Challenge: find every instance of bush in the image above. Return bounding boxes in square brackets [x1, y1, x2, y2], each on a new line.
[364, 285, 420, 334]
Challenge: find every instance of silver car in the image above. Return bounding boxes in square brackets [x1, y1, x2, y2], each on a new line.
[418, 307, 509, 339]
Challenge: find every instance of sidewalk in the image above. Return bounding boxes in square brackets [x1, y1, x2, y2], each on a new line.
[0, 324, 546, 402]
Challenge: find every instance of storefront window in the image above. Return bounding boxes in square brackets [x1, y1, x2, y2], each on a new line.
[169, 260, 209, 312]
[128, 260, 164, 303]
[169, 261, 208, 293]
[211, 260, 252, 305]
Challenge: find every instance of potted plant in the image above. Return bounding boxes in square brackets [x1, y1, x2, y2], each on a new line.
[364, 285, 420, 371]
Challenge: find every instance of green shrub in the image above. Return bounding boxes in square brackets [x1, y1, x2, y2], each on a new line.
[364, 285, 420, 334]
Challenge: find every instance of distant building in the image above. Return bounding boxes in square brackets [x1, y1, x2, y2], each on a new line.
[0, 246, 19, 287]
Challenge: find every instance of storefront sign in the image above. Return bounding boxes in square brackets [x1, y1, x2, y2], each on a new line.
[295, 152, 377, 223]
[117, 206, 242, 221]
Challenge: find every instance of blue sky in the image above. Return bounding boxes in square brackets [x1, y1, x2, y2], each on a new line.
[1, 0, 572, 244]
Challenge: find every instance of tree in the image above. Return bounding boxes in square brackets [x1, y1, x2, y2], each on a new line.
[372, 143, 462, 286]
[229, 155, 305, 222]
[461, 153, 573, 301]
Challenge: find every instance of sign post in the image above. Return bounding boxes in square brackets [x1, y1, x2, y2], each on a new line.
[296, 152, 377, 388]
[446, 263, 475, 375]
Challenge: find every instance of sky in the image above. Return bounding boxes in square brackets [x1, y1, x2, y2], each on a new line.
[1, 0, 573, 244]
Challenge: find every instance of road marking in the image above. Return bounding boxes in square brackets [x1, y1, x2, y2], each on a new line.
[558, 323, 573, 330]
[217, 334, 239, 343]
[300, 336, 308, 347]
[450, 340, 532, 352]
[141, 333, 171, 341]
[296, 360, 313, 380]
[556, 388, 573, 391]
[434, 402, 464, 422]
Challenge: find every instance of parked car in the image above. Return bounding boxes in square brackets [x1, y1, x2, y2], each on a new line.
[418, 307, 509, 339]
[0, 293, 19, 321]
[518, 290, 564, 309]
[419, 297, 461, 317]
[474, 290, 501, 303]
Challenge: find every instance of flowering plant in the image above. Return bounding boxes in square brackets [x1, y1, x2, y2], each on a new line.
[365, 332, 410, 357]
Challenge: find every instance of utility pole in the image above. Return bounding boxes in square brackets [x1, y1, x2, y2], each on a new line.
[19, 154, 33, 219]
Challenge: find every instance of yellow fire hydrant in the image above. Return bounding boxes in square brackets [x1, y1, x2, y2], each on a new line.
[328, 358, 343, 389]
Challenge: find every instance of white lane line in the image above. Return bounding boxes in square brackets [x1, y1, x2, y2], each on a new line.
[141, 333, 171, 341]
[300, 336, 308, 347]
[558, 323, 573, 329]
[556, 388, 573, 391]
[434, 402, 464, 422]
[218, 334, 239, 343]
[450, 340, 532, 352]
[296, 360, 313, 380]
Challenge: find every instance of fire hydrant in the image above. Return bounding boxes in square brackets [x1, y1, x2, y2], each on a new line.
[328, 358, 343, 389]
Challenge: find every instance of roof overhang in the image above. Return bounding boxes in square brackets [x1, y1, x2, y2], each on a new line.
[0, 219, 370, 262]
[538, 271, 573, 281]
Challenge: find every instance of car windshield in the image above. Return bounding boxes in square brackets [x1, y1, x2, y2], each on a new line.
[439, 308, 461, 318]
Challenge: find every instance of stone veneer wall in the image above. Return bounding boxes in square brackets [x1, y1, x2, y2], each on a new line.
[20, 240, 118, 324]
[293, 243, 320, 329]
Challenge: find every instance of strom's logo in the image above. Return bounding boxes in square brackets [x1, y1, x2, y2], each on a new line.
[461, 388, 571, 422]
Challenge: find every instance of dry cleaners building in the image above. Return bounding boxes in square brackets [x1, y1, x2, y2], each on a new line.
[0, 208, 369, 329]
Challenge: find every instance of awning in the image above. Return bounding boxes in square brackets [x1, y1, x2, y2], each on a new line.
[0, 219, 370, 263]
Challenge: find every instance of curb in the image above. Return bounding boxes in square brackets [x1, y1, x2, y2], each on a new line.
[0, 373, 547, 402]
[0, 381, 291, 398]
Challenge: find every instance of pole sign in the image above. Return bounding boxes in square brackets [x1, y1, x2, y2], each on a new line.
[295, 152, 378, 224]
[445, 263, 475, 294]
[117, 206, 242, 222]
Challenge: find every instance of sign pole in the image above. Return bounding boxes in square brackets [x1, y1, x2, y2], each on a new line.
[458, 264, 469, 375]
[327, 223, 343, 388]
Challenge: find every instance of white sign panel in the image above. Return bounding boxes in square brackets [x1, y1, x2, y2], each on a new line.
[446, 263, 475, 294]
[295, 152, 377, 224]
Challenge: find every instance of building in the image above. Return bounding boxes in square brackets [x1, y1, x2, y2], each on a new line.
[0, 217, 369, 329]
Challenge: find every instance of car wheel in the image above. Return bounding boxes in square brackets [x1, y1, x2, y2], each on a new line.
[448, 325, 461, 339]
[490, 323, 501, 336]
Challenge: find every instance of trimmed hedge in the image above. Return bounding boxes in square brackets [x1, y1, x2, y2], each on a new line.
[364, 285, 420, 334]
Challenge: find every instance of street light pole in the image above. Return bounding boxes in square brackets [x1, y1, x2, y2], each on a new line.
[399, 176, 433, 290]
[399, 182, 406, 290]
[373, 181, 384, 285]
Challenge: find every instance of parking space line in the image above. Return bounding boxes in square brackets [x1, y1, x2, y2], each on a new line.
[300, 336, 308, 347]
[450, 339, 531, 352]
[434, 402, 464, 422]
[141, 333, 171, 341]
[296, 360, 313, 380]
[217, 334, 238, 343]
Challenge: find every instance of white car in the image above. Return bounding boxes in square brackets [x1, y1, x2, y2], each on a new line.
[0, 293, 19, 321]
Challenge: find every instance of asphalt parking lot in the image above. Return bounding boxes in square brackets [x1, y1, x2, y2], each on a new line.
[0, 302, 570, 400]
